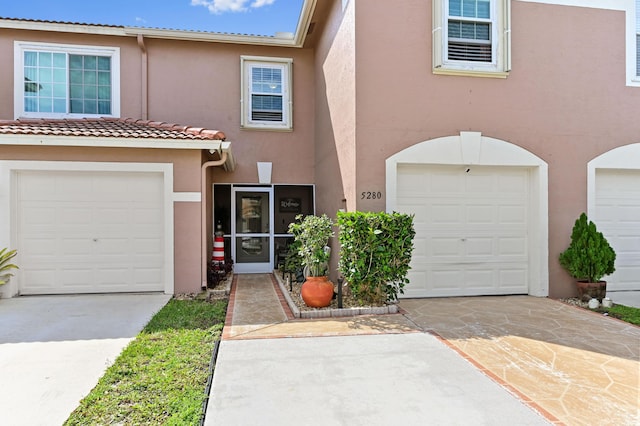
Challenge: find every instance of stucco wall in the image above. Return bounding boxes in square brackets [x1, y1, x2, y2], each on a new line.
[0, 28, 316, 186]
[349, 0, 640, 298]
[140, 37, 316, 185]
[313, 0, 357, 220]
[0, 145, 205, 294]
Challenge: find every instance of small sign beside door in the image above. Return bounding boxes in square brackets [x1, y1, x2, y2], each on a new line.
[279, 197, 301, 213]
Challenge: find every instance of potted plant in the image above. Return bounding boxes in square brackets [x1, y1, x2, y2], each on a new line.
[0, 248, 19, 286]
[559, 213, 615, 302]
[337, 211, 415, 305]
[288, 214, 334, 307]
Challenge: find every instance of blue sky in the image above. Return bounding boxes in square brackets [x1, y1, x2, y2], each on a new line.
[1, 0, 305, 36]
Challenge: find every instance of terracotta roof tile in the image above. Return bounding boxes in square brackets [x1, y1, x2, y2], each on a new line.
[0, 118, 226, 141]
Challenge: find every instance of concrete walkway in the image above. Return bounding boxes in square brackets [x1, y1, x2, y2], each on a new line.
[208, 275, 601, 425]
[0, 293, 170, 426]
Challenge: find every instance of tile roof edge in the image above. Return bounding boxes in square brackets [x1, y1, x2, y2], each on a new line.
[0, 117, 227, 140]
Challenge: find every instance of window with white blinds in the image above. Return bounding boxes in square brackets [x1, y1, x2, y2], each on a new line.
[433, 0, 510, 77]
[241, 56, 292, 130]
[447, 0, 492, 62]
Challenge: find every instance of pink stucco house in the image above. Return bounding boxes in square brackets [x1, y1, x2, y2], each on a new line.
[1, 0, 639, 300]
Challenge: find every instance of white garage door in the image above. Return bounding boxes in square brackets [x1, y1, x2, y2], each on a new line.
[397, 164, 530, 298]
[17, 170, 165, 295]
[594, 169, 640, 291]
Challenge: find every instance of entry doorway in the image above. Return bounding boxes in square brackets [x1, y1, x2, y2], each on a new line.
[232, 187, 273, 273]
[213, 184, 315, 274]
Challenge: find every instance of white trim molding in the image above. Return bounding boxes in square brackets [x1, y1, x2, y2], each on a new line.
[0, 160, 174, 298]
[386, 131, 549, 297]
[173, 192, 202, 202]
[14, 41, 122, 119]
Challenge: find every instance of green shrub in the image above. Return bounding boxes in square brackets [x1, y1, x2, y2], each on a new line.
[559, 213, 616, 282]
[288, 214, 334, 277]
[337, 211, 415, 304]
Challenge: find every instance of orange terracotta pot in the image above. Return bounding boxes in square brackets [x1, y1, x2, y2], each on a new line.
[301, 276, 334, 308]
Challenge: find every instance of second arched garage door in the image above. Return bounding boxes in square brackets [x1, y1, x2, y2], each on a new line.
[396, 164, 531, 298]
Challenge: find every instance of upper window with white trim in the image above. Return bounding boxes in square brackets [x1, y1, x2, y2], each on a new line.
[14, 41, 120, 119]
[433, 0, 511, 77]
[241, 56, 292, 131]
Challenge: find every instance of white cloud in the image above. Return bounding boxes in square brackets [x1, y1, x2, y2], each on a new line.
[191, 0, 275, 15]
[250, 0, 275, 7]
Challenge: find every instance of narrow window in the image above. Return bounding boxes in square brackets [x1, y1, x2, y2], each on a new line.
[447, 0, 493, 63]
[433, 0, 510, 77]
[241, 56, 292, 130]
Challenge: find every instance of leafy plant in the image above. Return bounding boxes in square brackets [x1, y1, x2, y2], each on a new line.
[559, 213, 616, 282]
[283, 238, 303, 278]
[0, 248, 19, 285]
[337, 211, 415, 304]
[288, 214, 334, 277]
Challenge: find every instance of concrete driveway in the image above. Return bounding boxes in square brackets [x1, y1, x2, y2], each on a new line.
[0, 293, 170, 426]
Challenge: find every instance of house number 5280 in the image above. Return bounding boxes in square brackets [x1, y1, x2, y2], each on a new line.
[361, 191, 382, 199]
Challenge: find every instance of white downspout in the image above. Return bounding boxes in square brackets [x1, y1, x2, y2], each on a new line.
[201, 151, 228, 288]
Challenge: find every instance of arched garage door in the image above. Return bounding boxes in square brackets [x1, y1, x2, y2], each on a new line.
[589, 144, 640, 292]
[386, 132, 549, 298]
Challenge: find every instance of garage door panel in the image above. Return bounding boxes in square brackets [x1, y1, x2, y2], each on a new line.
[499, 269, 528, 288]
[466, 205, 495, 223]
[18, 170, 165, 295]
[61, 238, 93, 255]
[499, 237, 527, 257]
[500, 206, 527, 224]
[433, 204, 464, 224]
[430, 238, 460, 257]
[465, 238, 493, 257]
[594, 170, 640, 291]
[397, 164, 530, 297]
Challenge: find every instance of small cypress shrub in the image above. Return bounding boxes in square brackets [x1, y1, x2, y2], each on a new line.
[559, 213, 616, 282]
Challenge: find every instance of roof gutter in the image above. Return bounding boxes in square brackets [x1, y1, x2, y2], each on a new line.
[0, 0, 317, 48]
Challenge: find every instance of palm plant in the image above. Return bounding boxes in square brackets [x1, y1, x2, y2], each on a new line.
[0, 248, 19, 285]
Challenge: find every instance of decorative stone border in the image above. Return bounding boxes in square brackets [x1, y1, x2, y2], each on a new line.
[272, 271, 399, 319]
[207, 273, 233, 300]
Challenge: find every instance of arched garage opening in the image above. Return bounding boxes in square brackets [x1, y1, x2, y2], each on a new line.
[386, 132, 548, 298]
[588, 143, 640, 293]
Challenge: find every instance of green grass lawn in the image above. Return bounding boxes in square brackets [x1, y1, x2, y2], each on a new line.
[65, 298, 227, 426]
[605, 304, 640, 325]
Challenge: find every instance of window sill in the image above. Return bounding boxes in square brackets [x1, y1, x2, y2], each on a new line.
[241, 124, 293, 132]
[433, 67, 510, 79]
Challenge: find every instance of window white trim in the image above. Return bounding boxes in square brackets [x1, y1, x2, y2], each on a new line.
[240, 56, 293, 131]
[433, 0, 511, 77]
[14, 41, 121, 119]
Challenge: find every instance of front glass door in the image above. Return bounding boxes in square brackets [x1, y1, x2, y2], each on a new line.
[232, 188, 273, 273]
